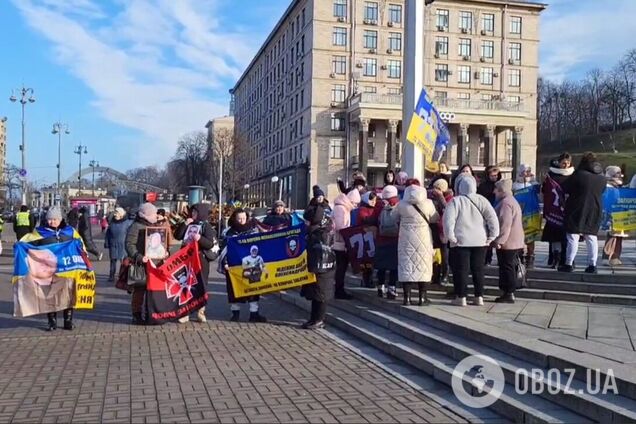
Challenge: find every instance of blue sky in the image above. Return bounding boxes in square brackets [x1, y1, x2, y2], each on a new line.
[1, 0, 635, 186]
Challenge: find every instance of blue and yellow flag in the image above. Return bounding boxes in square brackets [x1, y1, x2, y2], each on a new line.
[603, 188, 636, 232]
[513, 185, 542, 243]
[13, 238, 96, 317]
[226, 224, 316, 298]
[406, 88, 451, 165]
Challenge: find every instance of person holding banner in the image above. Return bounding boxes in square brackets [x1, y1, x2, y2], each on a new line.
[221, 209, 267, 322]
[512, 165, 541, 269]
[602, 166, 626, 266]
[559, 152, 607, 274]
[262, 200, 293, 230]
[333, 189, 361, 299]
[351, 192, 381, 288]
[375, 185, 400, 299]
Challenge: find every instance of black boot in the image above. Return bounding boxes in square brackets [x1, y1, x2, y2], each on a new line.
[63, 309, 74, 330]
[249, 312, 267, 323]
[46, 313, 57, 331]
[418, 282, 430, 306]
[230, 310, 240, 322]
[551, 251, 561, 269]
[302, 302, 318, 329]
[403, 283, 412, 306]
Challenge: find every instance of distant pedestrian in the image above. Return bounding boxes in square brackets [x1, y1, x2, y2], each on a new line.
[395, 181, 439, 306]
[66, 207, 79, 230]
[78, 207, 102, 261]
[375, 185, 400, 299]
[14, 205, 34, 241]
[105, 207, 132, 282]
[559, 152, 606, 274]
[429, 178, 452, 285]
[443, 175, 499, 307]
[332, 189, 361, 299]
[492, 180, 525, 303]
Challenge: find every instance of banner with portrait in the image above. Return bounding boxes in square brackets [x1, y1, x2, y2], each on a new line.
[513, 185, 542, 243]
[145, 243, 207, 324]
[340, 225, 377, 273]
[12, 239, 96, 317]
[603, 188, 636, 232]
[225, 224, 316, 298]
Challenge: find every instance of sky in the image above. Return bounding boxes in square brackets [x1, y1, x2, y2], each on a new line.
[1, 0, 635, 186]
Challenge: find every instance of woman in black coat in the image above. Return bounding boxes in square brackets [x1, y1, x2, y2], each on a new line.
[301, 186, 334, 330]
[78, 207, 102, 260]
[558, 152, 606, 274]
[173, 203, 218, 323]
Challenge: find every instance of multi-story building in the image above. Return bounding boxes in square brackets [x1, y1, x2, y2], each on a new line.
[231, 0, 545, 208]
[0, 118, 7, 206]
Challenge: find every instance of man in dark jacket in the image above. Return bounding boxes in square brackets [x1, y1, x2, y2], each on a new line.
[262, 200, 292, 229]
[78, 207, 102, 260]
[558, 152, 606, 274]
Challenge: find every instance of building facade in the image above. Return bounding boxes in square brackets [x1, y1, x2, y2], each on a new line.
[231, 0, 545, 208]
[0, 118, 7, 206]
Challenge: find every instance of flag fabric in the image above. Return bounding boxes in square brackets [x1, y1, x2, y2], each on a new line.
[406, 88, 451, 164]
[513, 185, 542, 243]
[542, 176, 565, 228]
[145, 243, 208, 324]
[603, 188, 636, 232]
[340, 225, 377, 273]
[226, 224, 316, 298]
[12, 238, 96, 317]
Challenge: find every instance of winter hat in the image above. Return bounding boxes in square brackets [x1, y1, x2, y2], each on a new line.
[382, 185, 398, 200]
[396, 171, 408, 186]
[406, 178, 421, 187]
[605, 166, 622, 179]
[517, 164, 532, 181]
[274, 200, 286, 208]
[432, 178, 449, 193]
[138, 202, 158, 224]
[495, 179, 513, 194]
[46, 206, 63, 221]
[347, 188, 361, 206]
[312, 185, 325, 198]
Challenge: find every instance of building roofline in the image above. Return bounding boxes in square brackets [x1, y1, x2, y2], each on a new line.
[463, 0, 547, 9]
[231, 0, 301, 93]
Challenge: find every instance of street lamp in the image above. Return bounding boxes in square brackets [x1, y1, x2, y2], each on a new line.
[271, 176, 282, 204]
[74, 144, 88, 196]
[9, 85, 36, 205]
[52, 122, 70, 205]
[89, 159, 100, 196]
[243, 183, 250, 205]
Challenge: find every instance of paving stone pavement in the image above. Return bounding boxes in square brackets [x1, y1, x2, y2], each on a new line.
[0, 229, 467, 424]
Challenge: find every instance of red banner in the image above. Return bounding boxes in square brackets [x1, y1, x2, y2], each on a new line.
[340, 226, 377, 273]
[146, 244, 208, 324]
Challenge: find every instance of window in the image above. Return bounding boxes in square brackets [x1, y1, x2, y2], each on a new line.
[458, 65, 471, 83]
[435, 64, 448, 82]
[459, 38, 471, 57]
[509, 69, 521, 87]
[459, 11, 473, 31]
[435, 36, 448, 55]
[330, 139, 345, 159]
[509, 42, 521, 62]
[364, 86, 377, 93]
[508, 95, 521, 103]
[364, 2, 378, 21]
[481, 67, 493, 85]
[363, 30, 378, 49]
[435, 91, 448, 102]
[333, 0, 347, 18]
[482, 13, 495, 32]
[388, 4, 402, 23]
[481, 40, 494, 59]
[332, 27, 347, 46]
[332, 55, 346, 74]
[458, 93, 471, 100]
[510, 16, 522, 34]
[331, 114, 345, 131]
[387, 60, 401, 78]
[332, 84, 346, 102]
[436, 9, 449, 28]
[302, 8, 306, 27]
[363, 58, 377, 76]
[389, 32, 402, 51]
[388, 87, 401, 95]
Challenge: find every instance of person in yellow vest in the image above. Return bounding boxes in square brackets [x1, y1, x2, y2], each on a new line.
[14, 205, 34, 241]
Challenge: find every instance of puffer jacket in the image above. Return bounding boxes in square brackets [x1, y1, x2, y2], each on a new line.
[443, 175, 499, 247]
[562, 160, 606, 235]
[394, 185, 439, 283]
[333, 189, 360, 251]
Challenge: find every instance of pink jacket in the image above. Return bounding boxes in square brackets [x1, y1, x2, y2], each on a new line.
[333, 190, 360, 251]
[494, 194, 525, 250]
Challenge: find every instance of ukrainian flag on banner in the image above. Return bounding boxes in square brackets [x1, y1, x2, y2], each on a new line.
[513, 185, 542, 243]
[605, 188, 636, 232]
[406, 88, 451, 165]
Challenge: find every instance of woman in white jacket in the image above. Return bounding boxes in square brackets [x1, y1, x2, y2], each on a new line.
[394, 181, 439, 306]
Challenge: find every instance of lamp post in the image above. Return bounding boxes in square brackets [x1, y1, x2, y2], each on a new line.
[74, 144, 88, 196]
[217, 152, 223, 237]
[89, 159, 99, 196]
[243, 183, 250, 205]
[271, 176, 282, 204]
[52, 122, 70, 205]
[9, 86, 36, 205]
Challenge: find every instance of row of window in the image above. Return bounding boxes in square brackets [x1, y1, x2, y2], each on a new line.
[332, 56, 402, 78]
[333, 27, 402, 51]
[328, 139, 403, 160]
[333, 0, 402, 23]
[436, 37, 522, 62]
[434, 64, 521, 87]
[436, 9, 523, 35]
[434, 92, 521, 103]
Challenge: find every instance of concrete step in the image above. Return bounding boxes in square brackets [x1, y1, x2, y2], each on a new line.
[485, 277, 636, 296]
[484, 267, 636, 285]
[279, 291, 592, 423]
[340, 289, 636, 406]
[482, 287, 636, 306]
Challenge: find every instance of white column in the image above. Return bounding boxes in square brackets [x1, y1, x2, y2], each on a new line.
[401, 0, 426, 181]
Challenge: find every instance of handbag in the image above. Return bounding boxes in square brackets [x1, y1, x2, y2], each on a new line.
[125, 257, 147, 287]
[413, 204, 443, 248]
[514, 254, 527, 289]
[307, 242, 336, 274]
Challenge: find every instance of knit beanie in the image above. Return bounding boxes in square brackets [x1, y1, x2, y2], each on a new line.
[382, 185, 398, 200]
[495, 179, 513, 194]
[312, 185, 325, 198]
[432, 178, 449, 193]
[46, 206, 63, 221]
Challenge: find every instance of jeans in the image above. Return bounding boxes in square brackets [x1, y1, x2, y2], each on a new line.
[334, 250, 349, 293]
[450, 246, 486, 298]
[565, 233, 598, 266]
[109, 259, 120, 280]
[497, 249, 521, 294]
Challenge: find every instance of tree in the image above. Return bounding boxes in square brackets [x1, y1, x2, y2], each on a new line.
[208, 128, 251, 203]
[125, 166, 167, 188]
[173, 131, 209, 188]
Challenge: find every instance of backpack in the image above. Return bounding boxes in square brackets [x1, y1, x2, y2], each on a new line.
[378, 206, 399, 237]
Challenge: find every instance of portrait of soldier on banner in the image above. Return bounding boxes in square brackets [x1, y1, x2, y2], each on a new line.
[242, 245, 265, 284]
[183, 224, 202, 245]
[145, 227, 168, 260]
